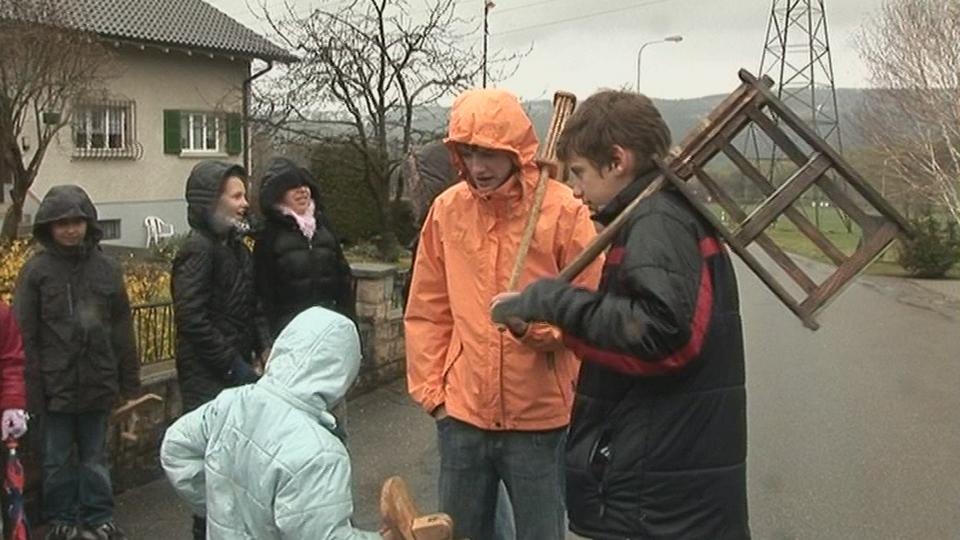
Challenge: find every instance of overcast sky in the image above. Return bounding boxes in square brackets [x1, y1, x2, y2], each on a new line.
[208, 0, 885, 100]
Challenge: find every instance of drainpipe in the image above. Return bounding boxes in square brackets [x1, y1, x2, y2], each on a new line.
[242, 60, 274, 174]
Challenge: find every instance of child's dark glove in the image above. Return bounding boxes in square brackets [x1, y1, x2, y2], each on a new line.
[226, 357, 260, 386]
[491, 278, 567, 325]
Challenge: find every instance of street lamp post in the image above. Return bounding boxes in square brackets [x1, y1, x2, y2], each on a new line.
[483, 1, 495, 88]
[636, 34, 683, 92]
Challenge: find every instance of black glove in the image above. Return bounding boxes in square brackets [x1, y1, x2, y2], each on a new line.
[491, 278, 568, 325]
[226, 357, 259, 386]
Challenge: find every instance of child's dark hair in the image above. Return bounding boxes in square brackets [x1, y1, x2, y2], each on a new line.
[557, 90, 672, 176]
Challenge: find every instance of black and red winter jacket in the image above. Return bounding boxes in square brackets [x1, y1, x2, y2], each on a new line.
[498, 172, 750, 539]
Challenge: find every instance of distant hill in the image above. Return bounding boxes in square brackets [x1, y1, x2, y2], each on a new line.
[411, 87, 871, 152]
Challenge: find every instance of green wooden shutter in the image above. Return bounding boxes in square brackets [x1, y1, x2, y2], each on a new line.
[226, 113, 242, 155]
[163, 110, 181, 154]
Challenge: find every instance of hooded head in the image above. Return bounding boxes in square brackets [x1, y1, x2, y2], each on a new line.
[258, 157, 322, 219]
[185, 160, 247, 235]
[32, 185, 103, 250]
[444, 88, 540, 192]
[259, 307, 361, 425]
[401, 141, 458, 226]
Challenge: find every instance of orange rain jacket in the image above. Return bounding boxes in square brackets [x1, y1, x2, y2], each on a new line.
[404, 89, 603, 431]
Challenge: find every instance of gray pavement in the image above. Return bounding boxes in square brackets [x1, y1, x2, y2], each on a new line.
[113, 258, 960, 539]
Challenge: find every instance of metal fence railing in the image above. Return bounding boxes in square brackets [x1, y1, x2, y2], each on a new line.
[132, 301, 176, 365]
[11, 268, 407, 368]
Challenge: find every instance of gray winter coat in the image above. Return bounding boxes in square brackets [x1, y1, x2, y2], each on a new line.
[13, 185, 140, 413]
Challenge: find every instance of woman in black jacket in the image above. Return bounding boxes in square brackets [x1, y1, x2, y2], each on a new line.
[254, 158, 355, 338]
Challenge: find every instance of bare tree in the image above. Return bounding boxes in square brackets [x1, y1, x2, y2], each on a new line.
[254, 0, 522, 260]
[0, 0, 116, 240]
[855, 0, 960, 228]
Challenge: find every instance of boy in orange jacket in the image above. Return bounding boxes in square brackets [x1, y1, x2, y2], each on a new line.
[404, 88, 602, 540]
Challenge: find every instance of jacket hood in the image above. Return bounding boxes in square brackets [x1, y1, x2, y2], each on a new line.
[258, 157, 322, 218]
[402, 142, 458, 225]
[444, 88, 540, 189]
[185, 160, 246, 232]
[32, 185, 103, 248]
[259, 307, 361, 423]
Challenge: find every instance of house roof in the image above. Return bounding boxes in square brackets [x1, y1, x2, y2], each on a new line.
[57, 0, 298, 63]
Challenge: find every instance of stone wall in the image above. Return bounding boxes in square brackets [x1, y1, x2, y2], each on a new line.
[351, 263, 407, 396]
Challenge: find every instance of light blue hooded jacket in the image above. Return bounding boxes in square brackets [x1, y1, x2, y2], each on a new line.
[160, 307, 380, 539]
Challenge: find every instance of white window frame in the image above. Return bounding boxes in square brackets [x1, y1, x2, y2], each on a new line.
[73, 101, 136, 158]
[97, 219, 122, 241]
[181, 112, 223, 154]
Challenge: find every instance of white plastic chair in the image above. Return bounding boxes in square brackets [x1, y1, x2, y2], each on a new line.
[144, 216, 175, 247]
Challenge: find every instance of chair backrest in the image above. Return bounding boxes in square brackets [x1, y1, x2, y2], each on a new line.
[144, 216, 161, 232]
[144, 216, 164, 246]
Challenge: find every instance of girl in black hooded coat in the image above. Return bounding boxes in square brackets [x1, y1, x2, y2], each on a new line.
[254, 158, 355, 338]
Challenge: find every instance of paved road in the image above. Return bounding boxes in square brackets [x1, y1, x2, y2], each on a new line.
[113, 259, 960, 539]
[742, 258, 959, 539]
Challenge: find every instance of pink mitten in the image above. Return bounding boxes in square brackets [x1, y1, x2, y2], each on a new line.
[1, 409, 28, 440]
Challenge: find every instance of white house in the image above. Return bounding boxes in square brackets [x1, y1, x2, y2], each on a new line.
[1, 0, 296, 246]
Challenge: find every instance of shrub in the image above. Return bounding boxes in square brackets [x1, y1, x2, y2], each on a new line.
[898, 216, 960, 278]
[311, 144, 382, 244]
[147, 232, 189, 264]
[344, 239, 411, 264]
[0, 239, 34, 304]
[123, 262, 172, 304]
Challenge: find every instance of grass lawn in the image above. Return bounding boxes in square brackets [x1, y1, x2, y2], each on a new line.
[709, 203, 960, 280]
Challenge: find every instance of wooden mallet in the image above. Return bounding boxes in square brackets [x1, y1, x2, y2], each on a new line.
[505, 91, 578, 291]
[380, 476, 454, 540]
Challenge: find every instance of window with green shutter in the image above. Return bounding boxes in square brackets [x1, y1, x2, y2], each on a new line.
[165, 110, 241, 156]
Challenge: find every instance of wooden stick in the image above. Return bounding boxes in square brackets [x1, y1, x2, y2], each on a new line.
[112, 393, 164, 419]
[506, 91, 577, 291]
[111, 393, 164, 444]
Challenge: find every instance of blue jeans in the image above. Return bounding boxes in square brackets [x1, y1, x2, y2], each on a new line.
[42, 412, 113, 526]
[437, 417, 566, 540]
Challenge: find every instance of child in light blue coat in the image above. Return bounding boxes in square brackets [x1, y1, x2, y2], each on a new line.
[161, 307, 390, 539]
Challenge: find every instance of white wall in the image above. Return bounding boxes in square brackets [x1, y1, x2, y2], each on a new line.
[21, 45, 249, 246]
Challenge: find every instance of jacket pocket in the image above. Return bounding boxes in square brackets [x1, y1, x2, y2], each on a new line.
[89, 283, 117, 333]
[441, 332, 463, 380]
[40, 285, 71, 321]
[551, 354, 576, 410]
[567, 395, 653, 536]
[568, 425, 650, 535]
[566, 420, 608, 529]
[90, 283, 116, 314]
[449, 222, 483, 258]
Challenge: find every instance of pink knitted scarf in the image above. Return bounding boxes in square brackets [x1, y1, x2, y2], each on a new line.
[277, 199, 317, 240]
